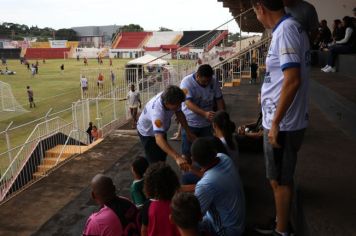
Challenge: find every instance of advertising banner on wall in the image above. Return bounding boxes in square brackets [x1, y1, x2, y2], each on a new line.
[49, 40, 68, 48]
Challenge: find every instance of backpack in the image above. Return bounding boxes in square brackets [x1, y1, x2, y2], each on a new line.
[106, 196, 141, 236]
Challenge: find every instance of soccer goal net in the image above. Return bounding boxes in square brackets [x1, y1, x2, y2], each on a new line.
[0, 81, 28, 115]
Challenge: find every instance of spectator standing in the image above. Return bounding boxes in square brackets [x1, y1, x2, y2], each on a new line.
[130, 156, 149, 208]
[97, 72, 104, 90]
[80, 75, 88, 96]
[141, 162, 181, 236]
[110, 70, 115, 86]
[31, 65, 36, 78]
[136, 86, 195, 170]
[250, 58, 258, 84]
[86, 122, 93, 143]
[109, 58, 113, 67]
[127, 84, 141, 128]
[180, 64, 225, 159]
[35, 60, 39, 74]
[27, 86, 36, 108]
[84, 57, 88, 66]
[252, 1, 310, 235]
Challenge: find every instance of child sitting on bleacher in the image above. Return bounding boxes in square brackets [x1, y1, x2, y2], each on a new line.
[130, 156, 148, 208]
[170, 192, 211, 236]
[141, 162, 180, 236]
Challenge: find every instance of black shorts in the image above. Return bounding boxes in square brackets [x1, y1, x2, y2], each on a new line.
[263, 129, 305, 185]
[29, 97, 34, 102]
[138, 131, 167, 163]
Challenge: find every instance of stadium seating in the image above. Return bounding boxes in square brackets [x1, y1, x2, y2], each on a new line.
[25, 48, 70, 59]
[113, 32, 152, 49]
[145, 31, 183, 47]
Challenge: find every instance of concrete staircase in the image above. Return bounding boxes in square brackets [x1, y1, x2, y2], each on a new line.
[33, 139, 103, 178]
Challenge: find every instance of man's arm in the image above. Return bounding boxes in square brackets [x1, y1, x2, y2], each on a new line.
[175, 110, 196, 142]
[216, 98, 225, 111]
[155, 133, 189, 171]
[185, 100, 214, 121]
[269, 68, 301, 147]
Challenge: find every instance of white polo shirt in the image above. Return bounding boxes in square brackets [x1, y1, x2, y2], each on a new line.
[127, 90, 140, 108]
[137, 92, 178, 137]
[180, 73, 223, 128]
[80, 77, 88, 88]
[261, 14, 310, 131]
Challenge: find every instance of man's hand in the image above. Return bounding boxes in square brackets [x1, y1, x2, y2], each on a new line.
[238, 126, 246, 135]
[268, 123, 281, 148]
[205, 111, 215, 122]
[175, 155, 190, 171]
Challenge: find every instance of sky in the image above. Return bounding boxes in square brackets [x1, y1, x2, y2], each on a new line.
[0, 0, 240, 32]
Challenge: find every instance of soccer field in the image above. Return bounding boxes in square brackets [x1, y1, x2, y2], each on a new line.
[0, 57, 193, 161]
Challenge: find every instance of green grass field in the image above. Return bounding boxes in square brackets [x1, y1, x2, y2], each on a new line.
[0, 57, 193, 171]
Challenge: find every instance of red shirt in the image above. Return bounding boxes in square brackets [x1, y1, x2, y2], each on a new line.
[142, 200, 180, 236]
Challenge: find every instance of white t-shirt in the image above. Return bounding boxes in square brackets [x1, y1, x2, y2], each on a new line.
[261, 15, 310, 131]
[127, 90, 140, 108]
[180, 73, 223, 128]
[80, 77, 88, 88]
[137, 92, 178, 137]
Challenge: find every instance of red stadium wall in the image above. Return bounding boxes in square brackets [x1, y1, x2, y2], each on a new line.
[25, 48, 70, 59]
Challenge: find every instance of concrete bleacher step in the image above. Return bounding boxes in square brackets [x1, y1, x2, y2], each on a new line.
[33, 139, 104, 178]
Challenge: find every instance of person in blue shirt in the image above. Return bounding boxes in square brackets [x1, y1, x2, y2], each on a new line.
[189, 137, 246, 236]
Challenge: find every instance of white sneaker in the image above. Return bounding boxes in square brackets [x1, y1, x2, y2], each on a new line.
[324, 66, 336, 73]
[321, 65, 330, 70]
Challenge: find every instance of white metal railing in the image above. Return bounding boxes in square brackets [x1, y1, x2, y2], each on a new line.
[0, 117, 74, 201]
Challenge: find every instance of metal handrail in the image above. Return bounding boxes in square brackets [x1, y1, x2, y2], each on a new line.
[54, 129, 89, 166]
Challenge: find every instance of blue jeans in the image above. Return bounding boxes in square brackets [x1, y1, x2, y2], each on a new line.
[327, 44, 353, 67]
[181, 125, 213, 157]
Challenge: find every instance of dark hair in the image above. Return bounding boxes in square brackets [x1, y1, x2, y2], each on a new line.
[131, 156, 149, 179]
[171, 192, 202, 229]
[191, 137, 217, 167]
[196, 64, 214, 78]
[321, 20, 327, 26]
[210, 136, 228, 155]
[161, 85, 186, 105]
[26, 86, 30, 89]
[250, 0, 284, 11]
[213, 111, 237, 151]
[144, 162, 180, 200]
[343, 16, 355, 29]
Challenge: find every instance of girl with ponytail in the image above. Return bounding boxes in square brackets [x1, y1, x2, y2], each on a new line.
[212, 111, 239, 163]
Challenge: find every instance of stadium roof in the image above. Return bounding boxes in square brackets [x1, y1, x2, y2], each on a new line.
[127, 54, 167, 66]
[218, 0, 264, 33]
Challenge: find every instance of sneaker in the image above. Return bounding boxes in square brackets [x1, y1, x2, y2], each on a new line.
[255, 219, 276, 234]
[321, 65, 330, 71]
[323, 66, 336, 73]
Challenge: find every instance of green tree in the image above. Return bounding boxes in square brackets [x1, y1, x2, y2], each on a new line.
[120, 24, 144, 32]
[159, 27, 173, 32]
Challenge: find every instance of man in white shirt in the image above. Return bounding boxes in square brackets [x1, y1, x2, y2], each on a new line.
[80, 75, 88, 96]
[127, 84, 141, 128]
[137, 85, 195, 170]
[180, 64, 225, 159]
[252, 0, 310, 235]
